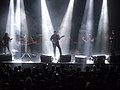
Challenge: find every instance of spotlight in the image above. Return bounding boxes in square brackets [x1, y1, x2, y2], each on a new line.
[58, 0, 74, 54]
[77, 0, 94, 57]
[95, 0, 109, 54]
[41, 0, 54, 55]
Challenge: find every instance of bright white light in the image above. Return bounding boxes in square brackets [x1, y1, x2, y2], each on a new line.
[12, 60, 22, 63]
[77, 0, 94, 57]
[87, 59, 94, 64]
[6, 0, 14, 33]
[15, 0, 21, 32]
[58, 0, 74, 54]
[20, 0, 29, 54]
[24, 60, 34, 63]
[20, 0, 28, 34]
[95, 0, 109, 54]
[6, 0, 29, 56]
[86, 0, 93, 33]
[14, 0, 21, 55]
[75, 55, 87, 58]
[6, 0, 15, 53]
[85, 0, 94, 56]
[41, 0, 54, 55]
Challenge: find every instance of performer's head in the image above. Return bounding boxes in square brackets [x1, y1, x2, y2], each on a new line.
[54, 31, 57, 34]
[5, 33, 8, 36]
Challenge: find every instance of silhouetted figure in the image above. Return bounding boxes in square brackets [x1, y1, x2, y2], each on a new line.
[109, 30, 115, 56]
[50, 31, 64, 57]
[2, 33, 12, 54]
[0, 39, 3, 53]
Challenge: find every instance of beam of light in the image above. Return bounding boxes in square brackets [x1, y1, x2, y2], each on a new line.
[95, 0, 109, 54]
[20, 0, 29, 53]
[13, 0, 21, 58]
[86, 0, 93, 34]
[85, 0, 94, 57]
[20, 0, 28, 34]
[15, 0, 21, 33]
[77, 0, 94, 57]
[6, 0, 15, 54]
[41, 0, 54, 55]
[58, 0, 74, 55]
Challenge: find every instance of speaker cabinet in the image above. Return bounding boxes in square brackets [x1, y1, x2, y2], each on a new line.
[75, 55, 87, 63]
[93, 56, 105, 64]
[59, 55, 71, 62]
[40, 55, 52, 63]
[0, 54, 12, 61]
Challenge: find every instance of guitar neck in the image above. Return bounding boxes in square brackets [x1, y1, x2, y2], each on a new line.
[60, 36, 64, 39]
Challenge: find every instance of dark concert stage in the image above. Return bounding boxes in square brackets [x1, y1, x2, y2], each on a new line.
[0, 0, 120, 65]
[0, 1, 120, 90]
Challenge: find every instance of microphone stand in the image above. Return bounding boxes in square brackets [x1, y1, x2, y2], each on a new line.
[21, 32, 31, 59]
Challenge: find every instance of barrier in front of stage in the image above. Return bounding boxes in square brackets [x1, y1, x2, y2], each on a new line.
[0, 54, 12, 61]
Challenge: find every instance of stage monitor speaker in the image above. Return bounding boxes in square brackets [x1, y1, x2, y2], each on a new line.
[110, 55, 120, 63]
[59, 55, 71, 62]
[93, 56, 105, 64]
[40, 55, 52, 63]
[75, 55, 87, 63]
[0, 54, 12, 61]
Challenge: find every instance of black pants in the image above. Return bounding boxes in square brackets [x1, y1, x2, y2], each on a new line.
[110, 43, 115, 56]
[3, 45, 11, 54]
[53, 43, 62, 57]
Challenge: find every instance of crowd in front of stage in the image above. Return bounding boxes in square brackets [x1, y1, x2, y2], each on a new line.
[0, 63, 120, 90]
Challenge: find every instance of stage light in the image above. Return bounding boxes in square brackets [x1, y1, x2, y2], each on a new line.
[13, 0, 21, 58]
[77, 0, 94, 57]
[58, 0, 74, 54]
[41, 0, 54, 56]
[20, 0, 28, 34]
[6, 0, 15, 55]
[95, 0, 109, 54]
[15, 0, 21, 33]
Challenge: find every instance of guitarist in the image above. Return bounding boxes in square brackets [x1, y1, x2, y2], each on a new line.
[2, 33, 12, 54]
[50, 31, 64, 57]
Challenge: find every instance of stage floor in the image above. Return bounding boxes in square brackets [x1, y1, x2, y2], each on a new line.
[3, 59, 109, 64]
[0, 54, 110, 64]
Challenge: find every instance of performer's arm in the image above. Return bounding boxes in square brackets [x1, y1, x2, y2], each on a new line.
[50, 35, 53, 41]
[58, 35, 61, 40]
[58, 35, 64, 40]
[9, 37, 12, 42]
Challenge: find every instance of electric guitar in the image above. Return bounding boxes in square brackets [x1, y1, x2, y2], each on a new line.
[2, 38, 13, 46]
[52, 35, 64, 44]
[59, 35, 64, 40]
